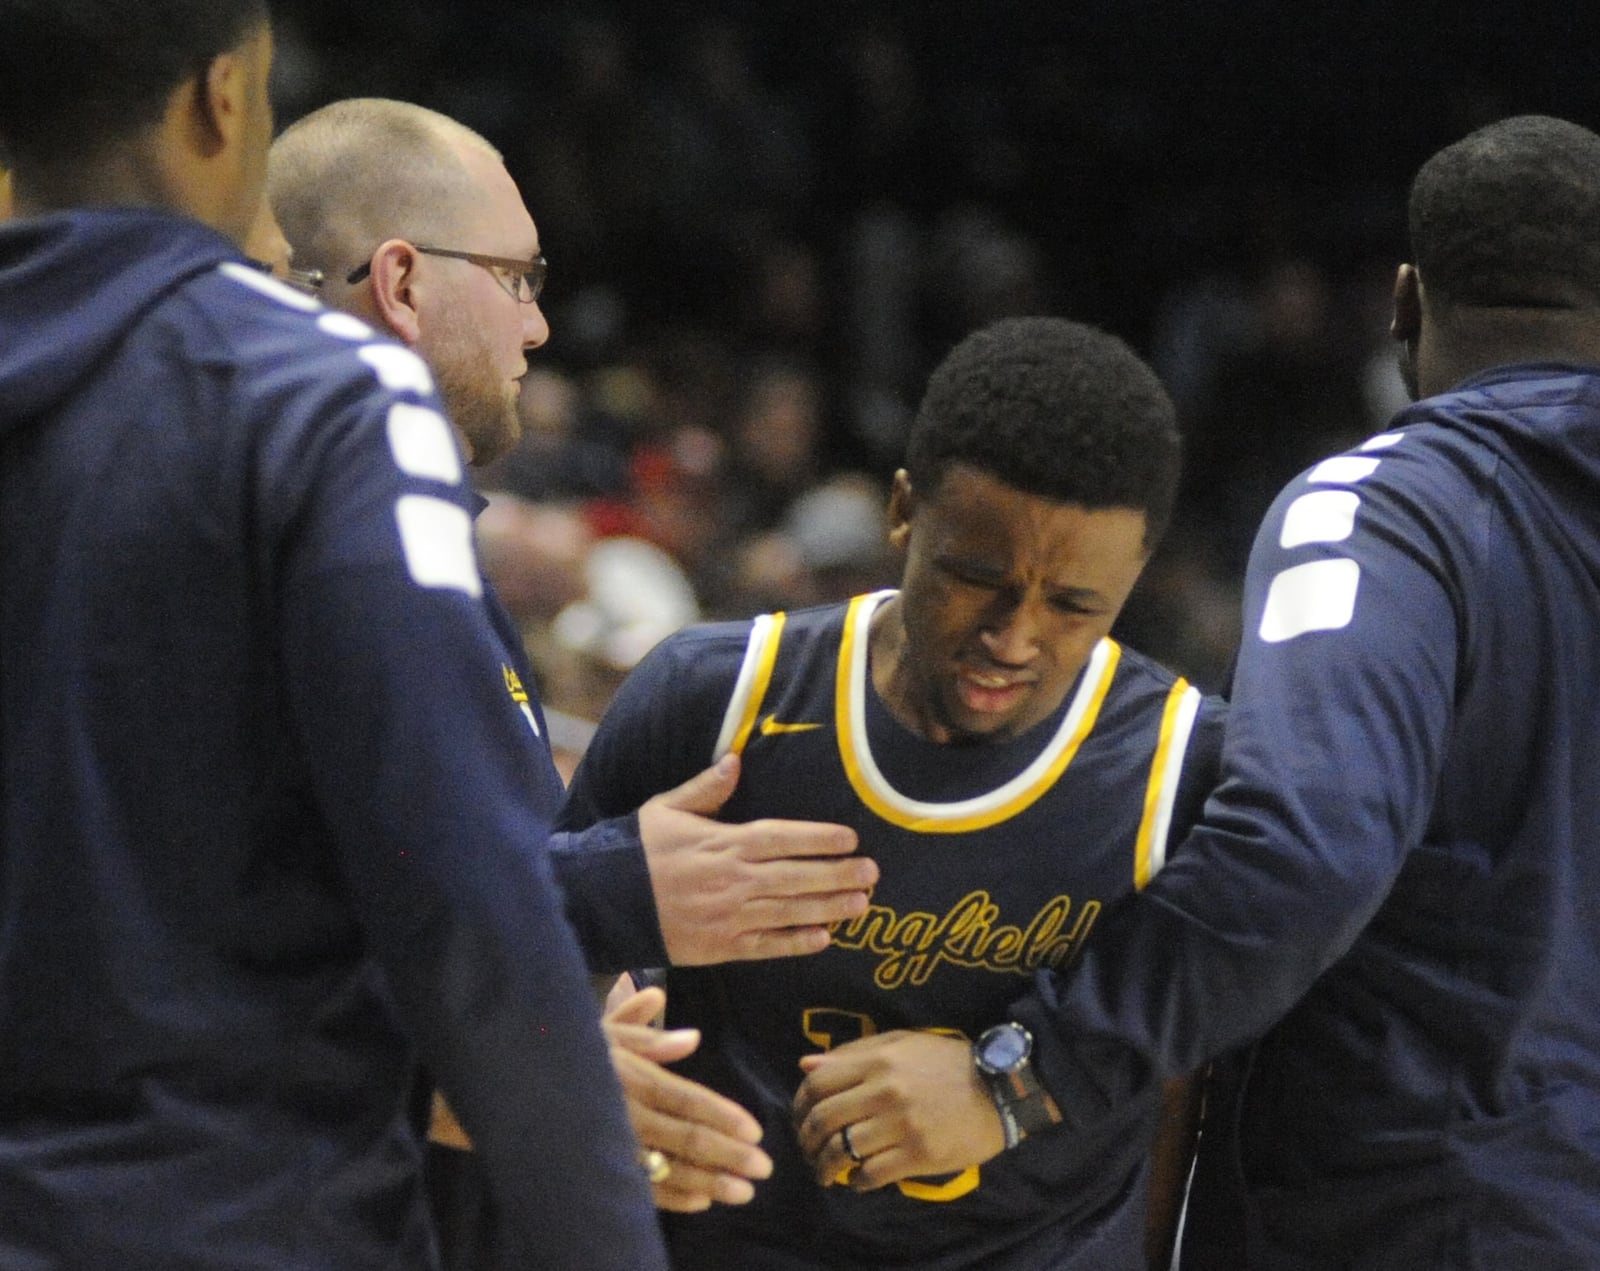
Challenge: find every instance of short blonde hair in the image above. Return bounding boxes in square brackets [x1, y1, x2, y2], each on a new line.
[268, 97, 502, 281]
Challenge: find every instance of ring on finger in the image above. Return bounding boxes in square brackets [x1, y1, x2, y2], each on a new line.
[639, 1147, 672, 1183]
[839, 1123, 864, 1163]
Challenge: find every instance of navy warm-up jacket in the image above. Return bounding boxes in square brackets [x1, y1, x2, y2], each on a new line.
[0, 209, 667, 1270]
[1023, 365, 1600, 1267]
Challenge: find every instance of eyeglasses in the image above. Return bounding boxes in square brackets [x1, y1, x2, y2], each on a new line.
[346, 244, 547, 304]
[247, 257, 326, 296]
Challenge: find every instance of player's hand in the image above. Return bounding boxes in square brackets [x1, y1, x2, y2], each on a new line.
[604, 985, 773, 1212]
[792, 1030, 1005, 1190]
[637, 753, 876, 964]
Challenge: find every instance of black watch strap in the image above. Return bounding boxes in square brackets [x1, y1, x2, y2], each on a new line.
[993, 1059, 1062, 1141]
[974, 1023, 1063, 1148]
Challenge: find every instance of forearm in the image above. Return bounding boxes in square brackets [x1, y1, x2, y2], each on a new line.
[549, 817, 669, 973]
[286, 582, 666, 1266]
[1019, 462, 1458, 1131]
[1145, 1074, 1201, 1270]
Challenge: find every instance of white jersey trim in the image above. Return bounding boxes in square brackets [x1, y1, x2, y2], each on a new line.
[713, 611, 787, 760]
[838, 590, 1117, 831]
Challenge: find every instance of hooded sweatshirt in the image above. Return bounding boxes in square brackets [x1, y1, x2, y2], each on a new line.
[1008, 364, 1600, 1267]
[0, 209, 666, 1271]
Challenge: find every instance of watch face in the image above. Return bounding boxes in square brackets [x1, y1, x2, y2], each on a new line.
[978, 1024, 1031, 1073]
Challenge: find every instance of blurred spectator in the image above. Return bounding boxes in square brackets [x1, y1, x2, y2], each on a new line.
[726, 471, 898, 615]
[263, 0, 1573, 698]
[529, 535, 704, 739]
[720, 357, 828, 534]
[1173, 256, 1369, 569]
[553, 535, 702, 679]
[482, 367, 633, 503]
[473, 492, 594, 626]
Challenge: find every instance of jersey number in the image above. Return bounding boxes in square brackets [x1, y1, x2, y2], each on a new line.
[802, 1008, 981, 1202]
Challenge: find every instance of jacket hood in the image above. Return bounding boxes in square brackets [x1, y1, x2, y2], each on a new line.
[1425, 361, 1600, 575]
[0, 208, 239, 430]
[1442, 361, 1600, 480]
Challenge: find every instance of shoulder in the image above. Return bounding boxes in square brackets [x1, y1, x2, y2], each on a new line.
[641, 615, 765, 674]
[1247, 411, 1515, 628]
[1262, 401, 1515, 546]
[644, 597, 858, 676]
[1108, 641, 1225, 718]
[606, 601, 859, 753]
[1104, 639, 1227, 762]
[1247, 420, 1485, 617]
[603, 616, 767, 724]
[1109, 639, 1196, 692]
[770, 596, 861, 636]
[170, 263, 457, 494]
[178, 263, 432, 406]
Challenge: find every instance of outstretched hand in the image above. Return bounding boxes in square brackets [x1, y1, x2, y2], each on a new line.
[604, 984, 773, 1212]
[638, 753, 877, 964]
[792, 1030, 1005, 1191]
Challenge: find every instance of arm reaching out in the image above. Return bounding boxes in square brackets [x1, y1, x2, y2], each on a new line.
[604, 985, 774, 1212]
[638, 754, 877, 965]
[431, 984, 775, 1213]
[1145, 1075, 1200, 1269]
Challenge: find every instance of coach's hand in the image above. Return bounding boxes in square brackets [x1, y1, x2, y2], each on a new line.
[792, 1030, 1005, 1190]
[638, 753, 875, 964]
[604, 985, 773, 1212]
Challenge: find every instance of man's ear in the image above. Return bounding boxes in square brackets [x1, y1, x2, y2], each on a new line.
[887, 468, 914, 552]
[1390, 263, 1422, 345]
[192, 49, 249, 157]
[364, 240, 425, 347]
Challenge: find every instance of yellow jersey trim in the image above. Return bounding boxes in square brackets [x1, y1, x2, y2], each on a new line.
[1133, 681, 1202, 889]
[714, 611, 788, 759]
[835, 591, 1120, 832]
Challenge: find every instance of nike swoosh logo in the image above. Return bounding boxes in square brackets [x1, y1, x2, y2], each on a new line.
[759, 714, 824, 736]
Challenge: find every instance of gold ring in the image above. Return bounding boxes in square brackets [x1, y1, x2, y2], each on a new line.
[639, 1148, 671, 1183]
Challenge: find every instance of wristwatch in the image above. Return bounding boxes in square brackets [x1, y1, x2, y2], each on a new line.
[972, 1022, 1063, 1149]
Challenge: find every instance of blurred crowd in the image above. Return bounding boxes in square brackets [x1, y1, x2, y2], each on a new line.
[267, 0, 1570, 705]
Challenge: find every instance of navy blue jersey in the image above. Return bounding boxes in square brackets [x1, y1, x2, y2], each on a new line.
[562, 591, 1225, 1269]
[1028, 366, 1600, 1268]
[0, 210, 666, 1270]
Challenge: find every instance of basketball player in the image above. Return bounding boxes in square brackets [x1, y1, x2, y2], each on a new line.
[561, 317, 1227, 1269]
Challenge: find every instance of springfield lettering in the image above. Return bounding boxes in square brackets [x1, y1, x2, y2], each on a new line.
[832, 890, 1101, 989]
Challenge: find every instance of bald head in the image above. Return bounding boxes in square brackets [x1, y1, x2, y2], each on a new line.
[268, 97, 503, 293]
[272, 97, 548, 468]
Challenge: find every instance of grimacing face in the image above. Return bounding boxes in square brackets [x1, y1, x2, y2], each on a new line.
[873, 463, 1150, 744]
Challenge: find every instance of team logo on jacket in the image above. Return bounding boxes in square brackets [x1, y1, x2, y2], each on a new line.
[503, 665, 540, 737]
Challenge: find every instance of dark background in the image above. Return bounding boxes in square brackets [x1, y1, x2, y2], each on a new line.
[266, 2, 1600, 690]
[268, 0, 1600, 340]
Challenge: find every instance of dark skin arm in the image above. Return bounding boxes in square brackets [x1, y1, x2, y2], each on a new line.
[1146, 1074, 1201, 1270]
[792, 1030, 1202, 1267]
